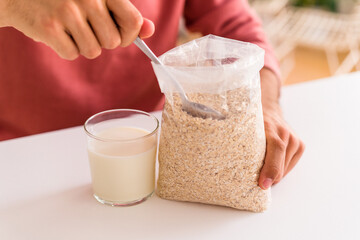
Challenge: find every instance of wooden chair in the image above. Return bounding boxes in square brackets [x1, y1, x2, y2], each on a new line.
[251, 0, 360, 76]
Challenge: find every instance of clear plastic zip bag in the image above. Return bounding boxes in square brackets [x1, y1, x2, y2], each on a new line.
[152, 35, 270, 212]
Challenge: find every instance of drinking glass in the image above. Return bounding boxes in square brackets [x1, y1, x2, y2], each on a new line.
[84, 109, 159, 206]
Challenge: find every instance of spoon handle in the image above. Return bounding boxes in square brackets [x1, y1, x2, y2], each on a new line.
[134, 37, 188, 101]
[134, 37, 162, 65]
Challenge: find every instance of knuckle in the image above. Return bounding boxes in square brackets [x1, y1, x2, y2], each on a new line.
[119, 10, 143, 29]
[278, 126, 290, 140]
[38, 15, 59, 34]
[288, 133, 296, 143]
[266, 165, 282, 180]
[86, 0, 103, 13]
[129, 11, 143, 29]
[56, 44, 79, 60]
[298, 140, 306, 154]
[58, 1, 84, 25]
[103, 35, 121, 49]
[83, 47, 101, 59]
[62, 52, 79, 60]
[277, 141, 287, 152]
[64, 49, 79, 60]
[119, 39, 132, 47]
[58, 0, 78, 17]
[288, 134, 299, 148]
[270, 136, 286, 152]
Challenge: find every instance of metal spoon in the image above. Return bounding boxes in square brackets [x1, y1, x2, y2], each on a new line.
[134, 37, 225, 120]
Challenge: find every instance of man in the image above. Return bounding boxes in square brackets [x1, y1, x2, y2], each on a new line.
[0, 0, 304, 189]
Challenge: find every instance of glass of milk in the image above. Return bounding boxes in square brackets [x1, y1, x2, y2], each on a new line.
[84, 109, 159, 206]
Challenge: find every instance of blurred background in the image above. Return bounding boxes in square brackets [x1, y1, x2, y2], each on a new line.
[178, 0, 360, 85]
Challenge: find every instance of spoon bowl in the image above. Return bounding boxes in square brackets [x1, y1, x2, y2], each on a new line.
[134, 37, 225, 120]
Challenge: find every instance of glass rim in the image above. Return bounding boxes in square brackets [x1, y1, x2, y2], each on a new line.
[84, 109, 159, 143]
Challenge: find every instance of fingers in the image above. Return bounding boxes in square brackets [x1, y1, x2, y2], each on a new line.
[139, 18, 155, 39]
[107, 0, 144, 47]
[23, 0, 153, 59]
[49, 31, 79, 60]
[8, 0, 154, 60]
[35, 14, 79, 60]
[62, 2, 101, 59]
[259, 122, 305, 190]
[258, 131, 286, 190]
[86, 0, 121, 49]
[272, 137, 298, 185]
[284, 140, 305, 177]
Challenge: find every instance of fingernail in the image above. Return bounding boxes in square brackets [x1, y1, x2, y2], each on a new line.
[262, 178, 273, 189]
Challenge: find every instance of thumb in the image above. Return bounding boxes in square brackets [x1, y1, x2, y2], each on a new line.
[139, 18, 155, 39]
[258, 136, 286, 190]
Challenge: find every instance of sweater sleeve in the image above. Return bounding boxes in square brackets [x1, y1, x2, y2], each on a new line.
[184, 0, 281, 81]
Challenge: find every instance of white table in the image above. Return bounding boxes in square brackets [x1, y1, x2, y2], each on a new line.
[1, 72, 360, 240]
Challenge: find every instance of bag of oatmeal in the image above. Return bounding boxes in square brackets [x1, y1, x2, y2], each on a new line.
[152, 35, 270, 212]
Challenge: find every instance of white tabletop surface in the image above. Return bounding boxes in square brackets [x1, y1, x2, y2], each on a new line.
[1, 72, 360, 240]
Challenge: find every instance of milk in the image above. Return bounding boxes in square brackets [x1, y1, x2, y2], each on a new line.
[87, 127, 157, 203]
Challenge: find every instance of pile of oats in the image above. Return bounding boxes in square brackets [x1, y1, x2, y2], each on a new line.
[156, 87, 270, 212]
